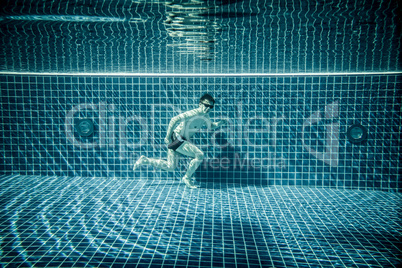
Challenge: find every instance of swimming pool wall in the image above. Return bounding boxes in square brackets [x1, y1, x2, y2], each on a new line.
[1, 0, 400, 74]
[1, 73, 400, 192]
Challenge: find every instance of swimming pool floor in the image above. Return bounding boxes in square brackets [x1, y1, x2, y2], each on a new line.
[0, 175, 400, 267]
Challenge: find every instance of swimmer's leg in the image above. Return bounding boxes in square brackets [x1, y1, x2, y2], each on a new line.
[133, 149, 180, 171]
[175, 142, 204, 188]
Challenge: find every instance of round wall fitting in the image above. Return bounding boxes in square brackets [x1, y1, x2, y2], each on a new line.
[347, 124, 368, 144]
[75, 119, 94, 137]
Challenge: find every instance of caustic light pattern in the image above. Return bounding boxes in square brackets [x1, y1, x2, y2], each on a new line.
[0, 175, 401, 267]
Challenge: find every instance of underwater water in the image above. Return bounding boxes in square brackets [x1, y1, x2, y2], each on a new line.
[0, 0, 400, 74]
[0, 0, 401, 267]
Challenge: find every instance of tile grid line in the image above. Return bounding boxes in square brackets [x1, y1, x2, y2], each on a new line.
[1, 72, 401, 77]
[336, 190, 400, 267]
[4, 176, 96, 265]
[311, 189, 374, 267]
[47, 177, 123, 266]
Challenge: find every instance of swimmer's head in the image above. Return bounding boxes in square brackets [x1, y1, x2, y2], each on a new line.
[199, 93, 215, 113]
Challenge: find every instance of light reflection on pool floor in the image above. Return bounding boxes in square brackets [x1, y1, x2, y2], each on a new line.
[0, 175, 400, 267]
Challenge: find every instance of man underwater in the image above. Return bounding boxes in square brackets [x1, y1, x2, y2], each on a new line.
[133, 93, 227, 188]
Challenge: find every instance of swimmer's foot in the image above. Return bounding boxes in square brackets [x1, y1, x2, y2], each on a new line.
[182, 176, 199, 189]
[133, 156, 147, 170]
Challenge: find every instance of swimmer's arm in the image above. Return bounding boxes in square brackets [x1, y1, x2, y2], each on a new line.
[164, 110, 196, 143]
[164, 115, 181, 144]
[210, 119, 228, 130]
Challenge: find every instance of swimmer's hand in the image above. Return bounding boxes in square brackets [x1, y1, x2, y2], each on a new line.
[219, 119, 229, 126]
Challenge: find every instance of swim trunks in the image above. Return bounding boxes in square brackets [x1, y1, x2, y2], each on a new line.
[168, 133, 187, 151]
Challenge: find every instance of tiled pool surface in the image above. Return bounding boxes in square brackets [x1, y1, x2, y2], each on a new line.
[1, 175, 400, 267]
[1, 0, 401, 267]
